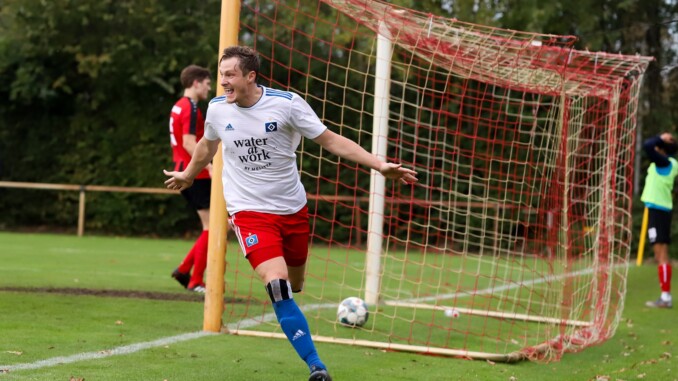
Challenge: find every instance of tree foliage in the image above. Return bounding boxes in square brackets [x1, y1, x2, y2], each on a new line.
[0, 0, 221, 234]
[1, 0, 676, 236]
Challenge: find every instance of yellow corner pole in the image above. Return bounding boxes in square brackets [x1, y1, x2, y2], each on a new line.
[204, 0, 241, 333]
[636, 207, 649, 266]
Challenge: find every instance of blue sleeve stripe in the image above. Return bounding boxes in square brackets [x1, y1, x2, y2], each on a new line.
[209, 96, 226, 104]
[265, 88, 293, 100]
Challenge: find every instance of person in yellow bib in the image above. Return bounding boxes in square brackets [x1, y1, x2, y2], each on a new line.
[641, 132, 678, 308]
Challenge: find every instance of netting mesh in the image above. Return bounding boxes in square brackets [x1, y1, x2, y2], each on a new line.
[220, 0, 652, 361]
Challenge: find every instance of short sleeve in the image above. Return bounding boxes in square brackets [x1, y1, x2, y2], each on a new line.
[289, 95, 327, 139]
[203, 121, 219, 141]
[203, 104, 220, 141]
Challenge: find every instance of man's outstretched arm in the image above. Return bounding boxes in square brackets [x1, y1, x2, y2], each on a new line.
[313, 129, 418, 185]
[164, 138, 220, 191]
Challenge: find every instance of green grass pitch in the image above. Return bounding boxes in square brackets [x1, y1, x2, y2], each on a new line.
[0, 232, 676, 380]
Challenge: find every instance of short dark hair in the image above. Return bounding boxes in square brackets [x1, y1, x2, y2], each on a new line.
[220, 46, 260, 80]
[180, 65, 211, 89]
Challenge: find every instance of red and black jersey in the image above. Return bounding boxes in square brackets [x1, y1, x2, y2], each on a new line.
[169, 97, 209, 179]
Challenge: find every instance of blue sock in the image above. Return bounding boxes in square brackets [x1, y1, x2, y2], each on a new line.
[267, 280, 325, 371]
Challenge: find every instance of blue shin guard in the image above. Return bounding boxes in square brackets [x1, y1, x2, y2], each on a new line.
[266, 279, 326, 371]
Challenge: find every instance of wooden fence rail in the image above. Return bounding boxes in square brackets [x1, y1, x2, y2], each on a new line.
[0, 181, 179, 237]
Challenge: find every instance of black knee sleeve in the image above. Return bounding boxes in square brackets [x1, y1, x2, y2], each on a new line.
[265, 279, 293, 303]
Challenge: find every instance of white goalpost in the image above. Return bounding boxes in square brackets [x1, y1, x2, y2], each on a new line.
[364, 20, 393, 306]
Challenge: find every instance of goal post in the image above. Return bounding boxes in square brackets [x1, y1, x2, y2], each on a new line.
[364, 20, 393, 306]
[215, 0, 653, 362]
[203, 0, 241, 333]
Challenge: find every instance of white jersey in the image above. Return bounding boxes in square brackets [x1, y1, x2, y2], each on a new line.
[204, 86, 327, 215]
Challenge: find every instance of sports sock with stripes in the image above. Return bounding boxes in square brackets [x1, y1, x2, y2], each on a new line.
[266, 279, 326, 371]
[658, 263, 672, 294]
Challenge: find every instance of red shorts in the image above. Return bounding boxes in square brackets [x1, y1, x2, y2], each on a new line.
[229, 206, 310, 269]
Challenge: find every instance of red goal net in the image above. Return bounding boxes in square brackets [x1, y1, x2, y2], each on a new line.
[220, 0, 652, 361]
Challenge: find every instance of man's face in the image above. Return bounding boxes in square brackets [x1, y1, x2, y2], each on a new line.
[219, 57, 251, 104]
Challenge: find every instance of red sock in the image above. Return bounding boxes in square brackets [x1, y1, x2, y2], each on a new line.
[188, 230, 209, 288]
[177, 246, 195, 274]
[178, 254, 194, 275]
[659, 264, 672, 293]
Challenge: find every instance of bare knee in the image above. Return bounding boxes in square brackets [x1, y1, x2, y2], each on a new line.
[254, 257, 289, 284]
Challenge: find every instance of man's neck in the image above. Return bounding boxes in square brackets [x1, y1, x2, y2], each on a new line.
[236, 85, 263, 108]
[183, 89, 198, 102]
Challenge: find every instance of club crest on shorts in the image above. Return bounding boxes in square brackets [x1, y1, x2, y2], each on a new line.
[265, 121, 278, 133]
[245, 234, 259, 247]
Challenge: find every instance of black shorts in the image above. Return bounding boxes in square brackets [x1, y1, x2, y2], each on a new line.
[647, 208, 672, 245]
[181, 178, 211, 211]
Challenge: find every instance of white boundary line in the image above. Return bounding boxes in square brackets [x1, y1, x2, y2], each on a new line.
[0, 331, 214, 373]
[405, 263, 620, 304]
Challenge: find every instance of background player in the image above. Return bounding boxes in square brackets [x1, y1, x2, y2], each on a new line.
[169, 65, 212, 293]
[641, 132, 677, 308]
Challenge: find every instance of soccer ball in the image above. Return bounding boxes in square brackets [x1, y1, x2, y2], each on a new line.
[336, 297, 369, 327]
[444, 308, 460, 318]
